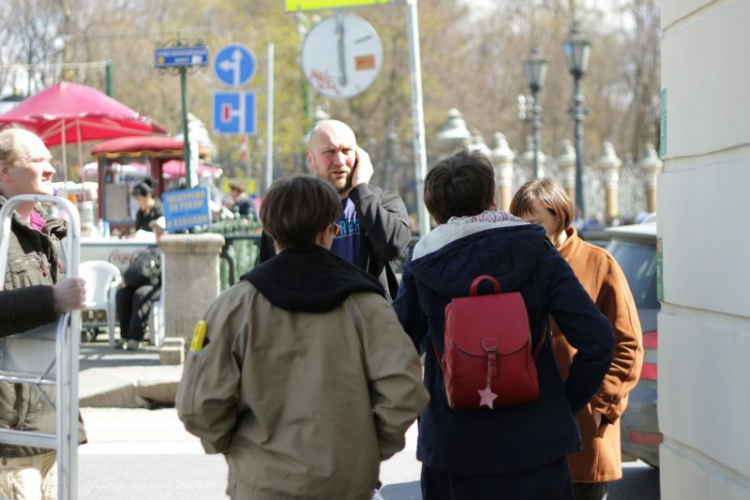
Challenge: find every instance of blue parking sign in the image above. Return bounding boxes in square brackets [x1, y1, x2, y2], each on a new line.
[212, 91, 256, 135]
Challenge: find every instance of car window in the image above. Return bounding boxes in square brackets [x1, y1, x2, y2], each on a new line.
[607, 239, 659, 310]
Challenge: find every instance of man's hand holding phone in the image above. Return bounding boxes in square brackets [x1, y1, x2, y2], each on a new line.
[351, 147, 374, 187]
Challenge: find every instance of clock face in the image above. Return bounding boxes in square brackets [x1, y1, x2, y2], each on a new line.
[301, 14, 383, 99]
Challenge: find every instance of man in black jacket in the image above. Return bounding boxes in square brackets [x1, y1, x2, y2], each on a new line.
[259, 120, 411, 301]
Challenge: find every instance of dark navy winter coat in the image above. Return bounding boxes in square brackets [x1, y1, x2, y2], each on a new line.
[393, 220, 614, 476]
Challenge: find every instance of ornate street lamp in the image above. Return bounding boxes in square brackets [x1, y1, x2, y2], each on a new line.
[563, 22, 592, 220]
[523, 47, 548, 180]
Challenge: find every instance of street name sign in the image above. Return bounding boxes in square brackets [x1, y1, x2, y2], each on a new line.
[214, 44, 256, 87]
[154, 46, 209, 68]
[212, 91, 257, 135]
[163, 187, 211, 231]
[285, 0, 390, 12]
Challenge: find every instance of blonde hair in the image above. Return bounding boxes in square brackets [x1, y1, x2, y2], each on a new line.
[0, 127, 35, 166]
[509, 179, 574, 235]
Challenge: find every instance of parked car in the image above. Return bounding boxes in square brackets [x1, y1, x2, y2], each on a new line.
[606, 220, 661, 467]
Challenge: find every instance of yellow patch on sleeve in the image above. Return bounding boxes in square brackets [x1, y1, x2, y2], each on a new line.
[190, 320, 208, 352]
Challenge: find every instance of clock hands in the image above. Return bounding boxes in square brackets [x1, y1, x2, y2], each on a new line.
[336, 13, 348, 87]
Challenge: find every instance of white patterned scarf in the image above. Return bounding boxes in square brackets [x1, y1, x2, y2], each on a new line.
[413, 211, 527, 261]
[447, 210, 523, 225]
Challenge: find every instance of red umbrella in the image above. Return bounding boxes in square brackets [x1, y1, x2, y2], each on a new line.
[0, 81, 166, 145]
[0, 82, 166, 185]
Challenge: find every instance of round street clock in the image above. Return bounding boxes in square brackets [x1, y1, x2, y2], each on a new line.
[301, 14, 383, 99]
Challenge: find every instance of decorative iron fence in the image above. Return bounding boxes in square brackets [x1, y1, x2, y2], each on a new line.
[195, 220, 263, 291]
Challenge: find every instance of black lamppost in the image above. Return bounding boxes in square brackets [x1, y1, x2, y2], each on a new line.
[524, 47, 548, 180]
[563, 22, 592, 219]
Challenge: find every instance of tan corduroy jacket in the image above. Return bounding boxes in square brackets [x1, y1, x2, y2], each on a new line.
[553, 228, 644, 483]
[177, 281, 429, 500]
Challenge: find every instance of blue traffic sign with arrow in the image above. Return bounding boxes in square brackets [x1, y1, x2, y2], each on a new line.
[214, 44, 256, 87]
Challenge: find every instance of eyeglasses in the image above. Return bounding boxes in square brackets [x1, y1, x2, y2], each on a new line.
[331, 222, 341, 237]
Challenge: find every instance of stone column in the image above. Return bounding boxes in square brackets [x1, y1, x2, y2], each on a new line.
[639, 143, 663, 213]
[468, 129, 491, 157]
[557, 139, 577, 202]
[597, 141, 622, 222]
[490, 133, 516, 211]
[159, 233, 225, 352]
[435, 108, 472, 156]
[521, 135, 547, 179]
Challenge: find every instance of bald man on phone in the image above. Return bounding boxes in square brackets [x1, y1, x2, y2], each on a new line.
[260, 120, 411, 301]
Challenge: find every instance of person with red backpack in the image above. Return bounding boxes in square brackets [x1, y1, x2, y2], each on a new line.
[393, 149, 614, 500]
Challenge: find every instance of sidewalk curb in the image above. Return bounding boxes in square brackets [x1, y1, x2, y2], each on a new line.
[79, 364, 183, 408]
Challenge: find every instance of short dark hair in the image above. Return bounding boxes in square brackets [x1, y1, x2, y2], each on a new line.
[509, 179, 573, 235]
[260, 175, 341, 249]
[424, 149, 496, 224]
[132, 178, 155, 197]
[228, 180, 245, 193]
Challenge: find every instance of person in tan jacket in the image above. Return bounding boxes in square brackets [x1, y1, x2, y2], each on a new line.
[177, 175, 429, 500]
[511, 179, 644, 500]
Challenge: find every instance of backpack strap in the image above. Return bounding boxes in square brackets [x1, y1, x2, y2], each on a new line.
[431, 335, 447, 372]
[532, 316, 552, 361]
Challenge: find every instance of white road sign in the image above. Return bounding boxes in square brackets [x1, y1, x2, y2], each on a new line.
[301, 14, 383, 99]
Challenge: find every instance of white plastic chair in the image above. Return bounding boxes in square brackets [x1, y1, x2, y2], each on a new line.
[79, 260, 122, 347]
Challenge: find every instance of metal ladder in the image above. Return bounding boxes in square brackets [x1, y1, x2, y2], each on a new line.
[0, 195, 81, 500]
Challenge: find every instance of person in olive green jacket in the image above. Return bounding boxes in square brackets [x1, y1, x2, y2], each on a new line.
[0, 128, 87, 499]
[178, 175, 428, 500]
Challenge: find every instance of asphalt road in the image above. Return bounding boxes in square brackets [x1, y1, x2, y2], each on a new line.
[378, 461, 660, 500]
[78, 408, 659, 500]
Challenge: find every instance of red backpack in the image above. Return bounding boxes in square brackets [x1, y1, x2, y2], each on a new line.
[434, 275, 546, 409]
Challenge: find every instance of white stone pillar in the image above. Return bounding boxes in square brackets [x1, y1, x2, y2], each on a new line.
[158, 233, 225, 350]
[557, 139, 577, 202]
[639, 143, 663, 213]
[490, 133, 516, 211]
[597, 141, 622, 222]
[468, 129, 491, 157]
[435, 108, 472, 156]
[660, 2, 750, 497]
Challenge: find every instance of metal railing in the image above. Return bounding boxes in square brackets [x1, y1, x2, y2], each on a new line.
[200, 221, 421, 291]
